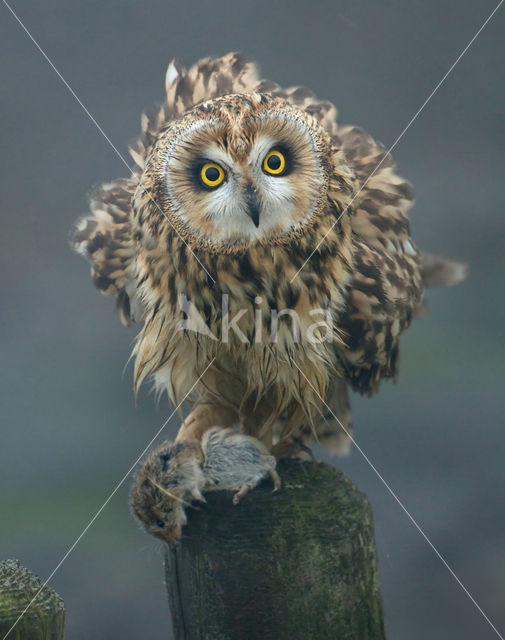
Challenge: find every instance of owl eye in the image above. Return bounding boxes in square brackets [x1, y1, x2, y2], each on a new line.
[263, 149, 286, 176]
[156, 519, 165, 528]
[200, 162, 225, 188]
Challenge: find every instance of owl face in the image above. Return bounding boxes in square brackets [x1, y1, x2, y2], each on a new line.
[145, 94, 334, 250]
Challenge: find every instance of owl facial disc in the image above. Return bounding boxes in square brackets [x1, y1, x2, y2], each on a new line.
[149, 93, 330, 250]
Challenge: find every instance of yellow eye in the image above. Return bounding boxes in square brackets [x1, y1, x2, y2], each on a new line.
[263, 149, 286, 175]
[200, 162, 225, 188]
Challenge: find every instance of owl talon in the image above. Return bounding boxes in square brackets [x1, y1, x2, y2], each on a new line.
[295, 440, 317, 463]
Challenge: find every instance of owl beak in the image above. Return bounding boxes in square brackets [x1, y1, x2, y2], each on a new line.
[244, 184, 260, 228]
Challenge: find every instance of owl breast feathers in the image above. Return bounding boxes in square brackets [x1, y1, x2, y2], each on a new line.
[73, 52, 465, 454]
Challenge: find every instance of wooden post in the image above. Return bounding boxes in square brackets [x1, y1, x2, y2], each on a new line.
[0, 560, 65, 640]
[165, 459, 386, 640]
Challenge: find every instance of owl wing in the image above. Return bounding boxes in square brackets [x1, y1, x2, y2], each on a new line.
[332, 126, 423, 394]
[72, 178, 143, 326]
[337, 238, 421, 394]
[333, 125, 466, 393]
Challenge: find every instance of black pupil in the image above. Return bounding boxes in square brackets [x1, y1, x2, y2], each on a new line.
[205, 166, 220, 183]
[156, 520, 164, 528]
[267, 153, 282, 171]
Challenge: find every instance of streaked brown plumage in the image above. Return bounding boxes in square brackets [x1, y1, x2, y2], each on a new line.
[73, 53, 465, 543]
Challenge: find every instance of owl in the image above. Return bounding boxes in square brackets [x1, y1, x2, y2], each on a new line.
[73, 53, 465, 543]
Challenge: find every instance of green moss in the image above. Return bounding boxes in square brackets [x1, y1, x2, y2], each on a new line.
[0, 560, 65, 640]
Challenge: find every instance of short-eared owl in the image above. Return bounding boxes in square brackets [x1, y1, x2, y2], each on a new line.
[73, 53, 465, 543]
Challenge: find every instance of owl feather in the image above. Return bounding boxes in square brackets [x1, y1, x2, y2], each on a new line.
[72, 52, 465, 454]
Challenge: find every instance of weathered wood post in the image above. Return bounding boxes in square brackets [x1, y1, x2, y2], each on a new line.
[165, 459, 386, 640]
[0, 560, 65, 640]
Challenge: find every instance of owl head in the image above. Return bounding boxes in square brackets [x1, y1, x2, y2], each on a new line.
[137, 92, 353, 253]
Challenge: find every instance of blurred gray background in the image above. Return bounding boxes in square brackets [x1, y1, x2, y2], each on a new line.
[1, 1, 504, 638]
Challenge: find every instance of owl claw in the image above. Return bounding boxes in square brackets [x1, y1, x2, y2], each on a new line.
[295, 440, 316, 463]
